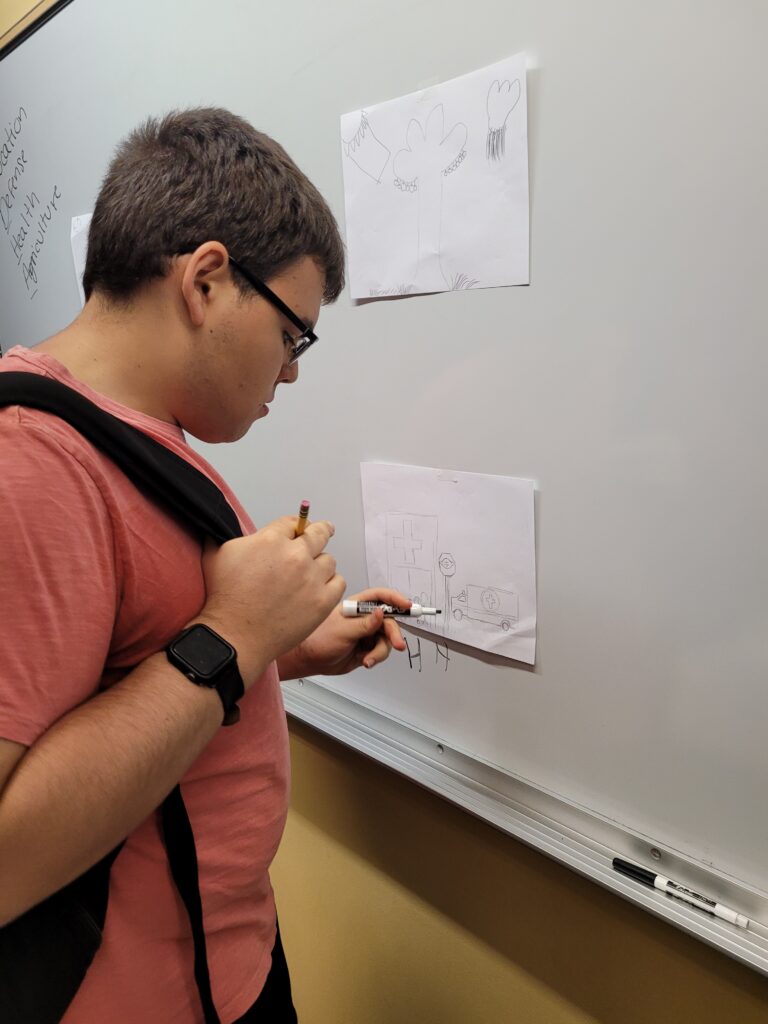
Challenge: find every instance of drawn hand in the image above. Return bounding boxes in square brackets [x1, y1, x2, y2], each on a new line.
[394, 104, 468, 184]
[279, 587, 410, 678]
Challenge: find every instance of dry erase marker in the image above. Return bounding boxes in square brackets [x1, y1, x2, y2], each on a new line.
[341, 600, 441, 618]
[295, 500, 310, 537]
[612, 858, 749, 929]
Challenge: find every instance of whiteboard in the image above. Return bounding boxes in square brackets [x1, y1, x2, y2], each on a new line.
[2, 0, 767, 972]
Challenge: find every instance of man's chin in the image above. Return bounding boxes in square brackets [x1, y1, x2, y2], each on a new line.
[236, 404, 269, 440]
[215, 404, 270, 443]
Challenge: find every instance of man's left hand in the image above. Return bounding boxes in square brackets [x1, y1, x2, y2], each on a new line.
[277, 588, 411, 679]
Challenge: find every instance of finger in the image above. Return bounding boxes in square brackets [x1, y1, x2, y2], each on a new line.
[342, 605, 385, 638]
[298, 520, 336, 556]
[346, 587, 413, 609]
[348, 609, 396, 668]
[266, 516, 335, 547]
[314, 553, 338, 583]
[380, 616, 408, 652]
[361, 632, 393, 669]
[327, 574, 347, 606]
[267, 514, 306, 533]
[316, 574, 347, 623]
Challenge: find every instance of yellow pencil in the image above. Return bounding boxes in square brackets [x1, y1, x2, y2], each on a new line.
[295, 499, 310, 537]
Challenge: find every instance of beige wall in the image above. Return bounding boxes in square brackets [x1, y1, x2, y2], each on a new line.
[0, 0, 58, 51]
[273, 722, 768, 1024]
[3, 4, 767, 1021]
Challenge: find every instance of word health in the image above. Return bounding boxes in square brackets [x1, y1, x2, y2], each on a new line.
[1, 104, 63, 299]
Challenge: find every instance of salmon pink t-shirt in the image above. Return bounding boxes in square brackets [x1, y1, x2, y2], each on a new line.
[0, 346, 290, 1024]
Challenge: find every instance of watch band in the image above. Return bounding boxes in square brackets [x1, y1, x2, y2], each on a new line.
[214, 659, 245, 726]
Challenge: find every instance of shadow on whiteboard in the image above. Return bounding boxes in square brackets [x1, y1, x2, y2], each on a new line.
[400, 621, 539, 673]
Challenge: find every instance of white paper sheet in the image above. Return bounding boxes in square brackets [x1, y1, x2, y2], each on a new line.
[361, 463, 536, 663]
[341, 54, 529, 299]
[70, 213, 92, 308]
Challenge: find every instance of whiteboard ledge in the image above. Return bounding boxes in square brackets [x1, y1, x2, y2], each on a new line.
[283, 678, 768, 978]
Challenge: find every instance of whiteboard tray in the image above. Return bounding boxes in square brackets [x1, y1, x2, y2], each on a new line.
[283, 677, 768, 977]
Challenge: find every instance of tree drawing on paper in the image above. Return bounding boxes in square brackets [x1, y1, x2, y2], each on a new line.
[486, 79, 521, 162]
[393, 104, 468, 291]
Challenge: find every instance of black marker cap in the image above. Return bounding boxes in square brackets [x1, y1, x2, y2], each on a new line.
[612, 858, 656, 887]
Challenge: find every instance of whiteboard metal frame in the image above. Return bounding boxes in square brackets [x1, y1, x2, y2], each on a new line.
[283, 677, 768, 977]
[0, 0, 73, 60]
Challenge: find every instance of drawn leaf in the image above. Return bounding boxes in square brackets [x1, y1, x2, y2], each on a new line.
[486, 78, 521, 129]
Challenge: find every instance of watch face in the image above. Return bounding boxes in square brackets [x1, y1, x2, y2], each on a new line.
[174, 625, 234, 680]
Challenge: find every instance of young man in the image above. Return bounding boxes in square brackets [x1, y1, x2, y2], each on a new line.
[0, 108, 408, 1023]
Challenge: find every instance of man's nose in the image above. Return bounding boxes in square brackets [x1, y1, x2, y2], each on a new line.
[281, 360, 299, 385]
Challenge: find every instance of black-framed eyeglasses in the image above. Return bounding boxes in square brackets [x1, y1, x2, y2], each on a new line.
[228, 256, 318, 364]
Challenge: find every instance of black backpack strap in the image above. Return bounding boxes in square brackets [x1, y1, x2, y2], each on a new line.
[160, 787, 221, 1023]
[0, 371, 243, 1024]
[0, 372, 242, 542]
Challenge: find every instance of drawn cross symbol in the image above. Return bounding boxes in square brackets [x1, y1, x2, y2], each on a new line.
[392, 520, 423, 565]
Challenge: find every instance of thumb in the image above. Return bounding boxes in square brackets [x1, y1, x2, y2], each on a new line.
[353, 606, 385, 637]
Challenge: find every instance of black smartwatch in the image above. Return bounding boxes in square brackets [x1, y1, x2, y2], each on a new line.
[166, 623, 244, 726]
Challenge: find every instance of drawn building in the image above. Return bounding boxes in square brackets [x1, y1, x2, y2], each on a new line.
[386, 513, 438, 614]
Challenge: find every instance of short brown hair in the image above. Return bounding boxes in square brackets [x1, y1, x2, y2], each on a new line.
[83, 107, 345, 303]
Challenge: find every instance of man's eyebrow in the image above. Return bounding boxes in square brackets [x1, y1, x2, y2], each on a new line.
[280, 307, 315, 333]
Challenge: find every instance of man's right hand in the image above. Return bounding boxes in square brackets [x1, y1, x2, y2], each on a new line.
[197, 515, 346, 685]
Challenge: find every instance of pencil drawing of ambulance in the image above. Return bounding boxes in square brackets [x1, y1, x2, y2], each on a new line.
[451, 585, 519, 631]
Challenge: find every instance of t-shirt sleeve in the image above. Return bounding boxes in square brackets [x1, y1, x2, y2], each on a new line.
[0, 411, 119, 745]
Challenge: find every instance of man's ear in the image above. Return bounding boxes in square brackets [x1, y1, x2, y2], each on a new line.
[179, 242, 230, 327]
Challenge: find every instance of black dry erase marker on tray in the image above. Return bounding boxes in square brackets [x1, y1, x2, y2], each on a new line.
[612, 858, 749, 928]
